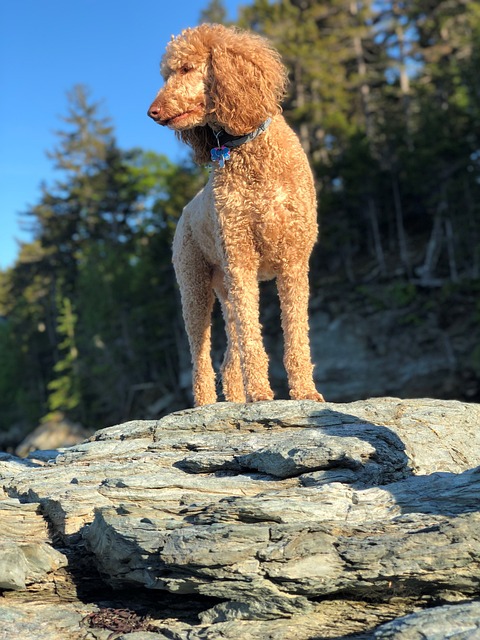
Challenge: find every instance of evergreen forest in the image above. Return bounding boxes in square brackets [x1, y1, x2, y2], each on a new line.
[1, 0, 480, 441]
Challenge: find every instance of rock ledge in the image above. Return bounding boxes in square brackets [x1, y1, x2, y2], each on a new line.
[1, 397, 480, 639]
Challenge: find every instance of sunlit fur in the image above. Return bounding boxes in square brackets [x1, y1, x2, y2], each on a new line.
[148, 24, 324, 405]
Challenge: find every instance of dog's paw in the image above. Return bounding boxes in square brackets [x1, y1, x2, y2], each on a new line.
[248, 390, 274, 402]
[290, 390, 325, 402]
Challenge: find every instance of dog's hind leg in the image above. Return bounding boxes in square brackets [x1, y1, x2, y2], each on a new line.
[173, 218, 216, 406]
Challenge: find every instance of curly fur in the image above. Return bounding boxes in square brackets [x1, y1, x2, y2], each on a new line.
[148, 23, 324, 405]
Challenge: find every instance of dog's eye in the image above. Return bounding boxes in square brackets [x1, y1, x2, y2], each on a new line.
[179, 64, 193, 75]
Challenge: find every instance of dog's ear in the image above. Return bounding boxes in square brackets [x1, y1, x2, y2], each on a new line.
[209, 31, 287, 135]
[178, 127, 217, 165]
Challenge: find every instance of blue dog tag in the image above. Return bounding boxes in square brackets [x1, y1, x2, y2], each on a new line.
[210, 146, 231, 168]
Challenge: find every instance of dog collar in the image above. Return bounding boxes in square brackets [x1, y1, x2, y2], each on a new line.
[210, 118, 272, 168]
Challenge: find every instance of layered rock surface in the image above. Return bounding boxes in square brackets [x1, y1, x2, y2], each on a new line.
[1, 397, 480, 639]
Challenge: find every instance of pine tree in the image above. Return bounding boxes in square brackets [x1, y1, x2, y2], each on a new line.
[200, 0, 228, 24]
[5, 86, 193, 427]
[48, 84, 115, 177]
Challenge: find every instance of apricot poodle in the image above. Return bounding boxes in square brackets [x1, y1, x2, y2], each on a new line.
[148, 23, 324, 405]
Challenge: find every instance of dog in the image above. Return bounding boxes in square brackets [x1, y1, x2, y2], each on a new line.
[148, 24, 324, 405]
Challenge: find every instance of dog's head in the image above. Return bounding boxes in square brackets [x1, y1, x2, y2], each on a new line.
[147, 24, 287, 156]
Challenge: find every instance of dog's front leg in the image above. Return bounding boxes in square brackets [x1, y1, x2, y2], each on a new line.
[277, 260, 325, 402]
[216, 224, 273, 402]
[213, 273, 246, 402]
[226, 262, 273, 402]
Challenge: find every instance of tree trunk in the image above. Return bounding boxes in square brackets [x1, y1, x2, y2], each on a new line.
[464, 176, 479, 278]
[350, 1, 374, 141]
[367, 196, 387, 276]
[293, 60, 311, 155]
[392, 0, 413, 150]
[391, 173, 410, 275]
[418, 192, 446, 284]
[444, 217, 459, 282]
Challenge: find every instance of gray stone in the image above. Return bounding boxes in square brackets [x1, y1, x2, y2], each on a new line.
[372, 601, 480, 639]
[0, 398, 480, 639]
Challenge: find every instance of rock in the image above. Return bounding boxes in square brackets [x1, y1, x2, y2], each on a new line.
[0, 499, 67, 590]
[372, 601, 480, 639]
[0, 601, 92, 640]
[307, 305, 459, 402]
[15, 412, 91, 458]
[0, 398, 479, 639]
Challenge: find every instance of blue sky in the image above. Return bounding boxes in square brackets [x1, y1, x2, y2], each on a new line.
[0, 0, 245, 270]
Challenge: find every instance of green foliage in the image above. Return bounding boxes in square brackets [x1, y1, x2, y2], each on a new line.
[356, 281, 418, 312]
[0, 321, 21, 428]
[44, 295, 81, 420]
[0, 85, 207, 431]
[387, 282, 417, 308]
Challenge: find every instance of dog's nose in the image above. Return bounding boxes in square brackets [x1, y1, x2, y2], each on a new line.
[147, 104, 160, 120]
